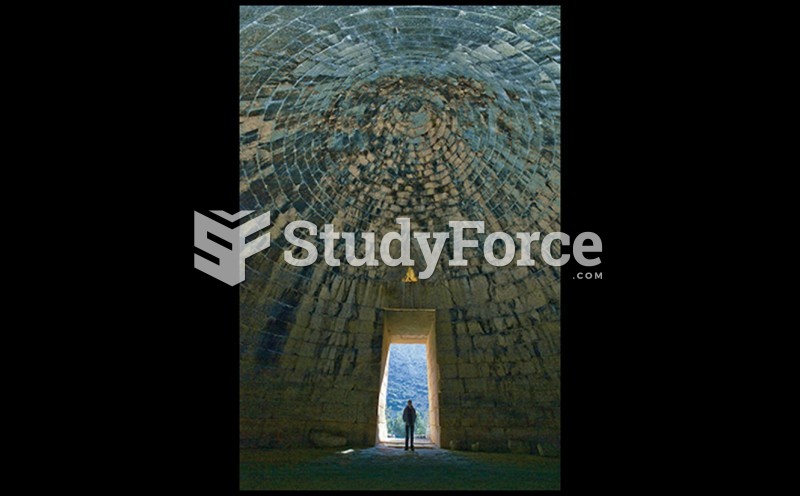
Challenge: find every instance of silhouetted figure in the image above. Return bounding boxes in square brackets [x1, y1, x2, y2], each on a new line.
[402, 399, 416, 451]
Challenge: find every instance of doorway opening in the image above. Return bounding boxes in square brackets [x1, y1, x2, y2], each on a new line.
[383, 343, 429, 441]
[377, 309, 439, 446]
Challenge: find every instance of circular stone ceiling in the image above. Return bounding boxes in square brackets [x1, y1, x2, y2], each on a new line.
[239, 7, 562, 451]
[239, 5, 560, 286]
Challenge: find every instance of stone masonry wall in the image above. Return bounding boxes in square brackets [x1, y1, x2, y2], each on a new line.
[239, 6, 560, 454]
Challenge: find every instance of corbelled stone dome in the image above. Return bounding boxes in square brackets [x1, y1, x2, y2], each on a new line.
[239, 5, 560, 454]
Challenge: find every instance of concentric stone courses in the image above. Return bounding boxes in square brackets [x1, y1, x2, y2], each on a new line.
[239, 5, 561, 457]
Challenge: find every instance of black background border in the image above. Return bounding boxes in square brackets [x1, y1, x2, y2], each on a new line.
[130, 2, 671, 492]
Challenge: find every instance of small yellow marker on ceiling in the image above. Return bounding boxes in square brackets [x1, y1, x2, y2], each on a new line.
[401, 267, 418, 283]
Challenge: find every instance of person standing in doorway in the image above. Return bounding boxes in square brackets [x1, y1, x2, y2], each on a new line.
[403, 399, 416, 451]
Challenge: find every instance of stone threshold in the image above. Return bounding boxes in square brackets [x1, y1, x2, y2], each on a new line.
[378, 439, 437, 449]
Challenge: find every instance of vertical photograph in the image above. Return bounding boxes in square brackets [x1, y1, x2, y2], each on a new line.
[236, 5, 561, 490]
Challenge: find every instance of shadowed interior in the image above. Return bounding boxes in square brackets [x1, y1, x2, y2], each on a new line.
[239, 5, 560, 456]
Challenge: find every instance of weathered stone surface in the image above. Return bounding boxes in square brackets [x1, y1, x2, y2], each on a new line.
[239, 5, 561, 455]
[508, 439, 531, 454]
[449, 439, 467, 451]
[536, 442, 561, 458]
[309, 431, 348, 448]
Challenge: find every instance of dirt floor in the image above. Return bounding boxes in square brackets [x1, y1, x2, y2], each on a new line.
[240, 444, 560, 490]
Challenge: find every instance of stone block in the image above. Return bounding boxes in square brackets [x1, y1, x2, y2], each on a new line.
[536, 442, 560, 457]
[508, 439, 531, 454]
[449, 439, 467, 451]
[309, 430, 348, 448]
